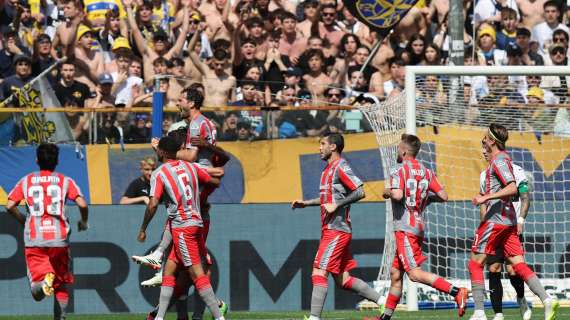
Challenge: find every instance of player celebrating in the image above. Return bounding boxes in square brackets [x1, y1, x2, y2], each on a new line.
[381, 134, 468, 320]
[469, 124, 558, 320]
[480, 144, 532, 320]
[137, 136, 225, 320]
[133, 87, 222, 274]
[292, 133, 384, 320]
[5, 143, 89, 320]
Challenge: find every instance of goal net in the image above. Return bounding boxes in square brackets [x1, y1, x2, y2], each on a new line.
[359, 66, 570, 310]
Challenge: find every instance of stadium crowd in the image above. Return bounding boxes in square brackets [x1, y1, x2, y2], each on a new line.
[1, 0, 570, 145]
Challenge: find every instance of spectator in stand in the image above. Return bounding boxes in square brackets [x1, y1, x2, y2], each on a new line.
[62, 97, 91, 143]
[188, 29, 236, 109]
[303, 48, 332, 99]
[0, 29, 31, 79]
[383, 57, 405, 97]
[496, 8, 518, 50]
[476, 24, 506, 65]
[236, 119, 253, 141]
[0, 54, 33, 144]
[542, 44, 570, 103]
[125, 113, 151, 143]
[531, 1, 570, 54]
[99, 9, 128, 61]
[516, 27, 544, 65]
[232, 78, 263, 107]
[125, 0, 189, 83]
[54, 60, 93, 108]
[93, 73, 116, 108]
[279, 11, 306, 65]
[114, 56, 143, 107]
[220, 111, 240, 141]
[74, 24, 104, 80]
[403, 34, 426, 65]
[552, 29, 569, 53]
[424, 43, 442, 65]
[474, 0, 519, 27]
[31, 34, 57, 80]
[120, 156, 157, 205]
[233, 37, 264, 81]
[297, 0, 323, 39]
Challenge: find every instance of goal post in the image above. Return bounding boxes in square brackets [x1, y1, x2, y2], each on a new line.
[360, 66, 570, 312]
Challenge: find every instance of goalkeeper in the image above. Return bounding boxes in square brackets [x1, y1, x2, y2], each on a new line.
[479, 144, 532, 320]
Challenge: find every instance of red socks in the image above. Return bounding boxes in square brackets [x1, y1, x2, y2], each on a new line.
[341, 276, 356, 290]
[162, 275, 176, 287]
[312, 275, 328, 288]
[469, 260, 484, 285]
[194, 274, 212, 292]
[432, 277, 452, 294]
[385, 293, 401, 310]
[512, 263, 536, 282]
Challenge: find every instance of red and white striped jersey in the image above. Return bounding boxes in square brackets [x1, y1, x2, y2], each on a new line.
[8, 170, 83, 247]
[480, 151, 517, 226]
[186, 113, 217, 168]
[150, 160, 211, 228]
[319, 158, 363, 234]
[390, 158, 443, 237]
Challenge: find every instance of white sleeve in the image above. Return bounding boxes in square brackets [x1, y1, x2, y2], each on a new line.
[512, 164, 528, 187]
[479, 170, 486, 194]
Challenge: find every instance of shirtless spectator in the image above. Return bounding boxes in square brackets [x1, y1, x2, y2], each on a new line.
[393, 5, 427, 50]
[188, 29, 236, 109]
[74, 25, 104, 79]
[427, 0, 449, 27]
[302, 48, 332, 100]
[319, 3, 345, 51]
[531, 0, 570, 54]
[125, 0, 189, 83]
[517, 0, 546, 29]
[279, 11, 307, 65]
[52, 0, 83, 58]
[297, 0, 325, 39]
[202, 0, 238, 41]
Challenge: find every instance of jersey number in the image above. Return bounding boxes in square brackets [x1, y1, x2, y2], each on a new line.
[177, 173, 194, 208]
[28, 185, 62, 217]
[406, 179, 429, 207]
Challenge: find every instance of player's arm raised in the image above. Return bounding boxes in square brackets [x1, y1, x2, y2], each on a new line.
[5, 199, 25, 226]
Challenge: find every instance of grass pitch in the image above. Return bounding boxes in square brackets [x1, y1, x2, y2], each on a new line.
[0, 308, 569, 319]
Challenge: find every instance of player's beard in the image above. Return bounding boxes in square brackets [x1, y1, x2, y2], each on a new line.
[397, 153, 403, 163]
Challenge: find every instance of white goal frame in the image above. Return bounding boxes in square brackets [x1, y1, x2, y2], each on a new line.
[399, 65, 570, 311]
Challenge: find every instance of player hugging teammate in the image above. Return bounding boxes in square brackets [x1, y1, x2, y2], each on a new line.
[133, 87, 229, 320]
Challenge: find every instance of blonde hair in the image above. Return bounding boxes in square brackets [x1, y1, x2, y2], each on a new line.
[140, 156, 157, 168]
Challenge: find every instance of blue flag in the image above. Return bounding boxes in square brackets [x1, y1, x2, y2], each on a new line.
[343, 0, 419, 36]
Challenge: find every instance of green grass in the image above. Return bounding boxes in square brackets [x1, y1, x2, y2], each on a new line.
[0, 308, 569, 319]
